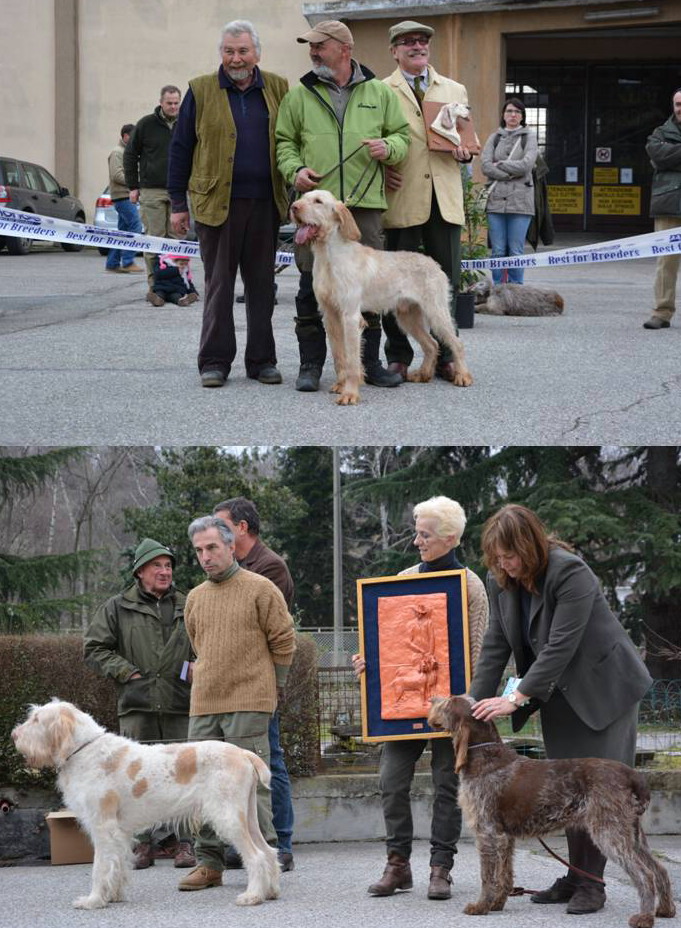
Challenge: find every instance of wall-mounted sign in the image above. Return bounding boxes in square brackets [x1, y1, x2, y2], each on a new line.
[591, 186, 641, 215]
[596, 147, 612, 163]
[620, 168, 633, 184]
[548, 185, 584, 215]
[565, 167, 578, 183]
[593, 166, 619, 184]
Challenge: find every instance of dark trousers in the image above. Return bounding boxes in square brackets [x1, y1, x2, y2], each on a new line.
[195, 198, 279, 378]
[294, 207, 384, 365]
[378, 737, 461, 869]
[382, 195, 462, 365]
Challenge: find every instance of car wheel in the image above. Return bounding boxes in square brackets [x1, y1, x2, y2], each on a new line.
[7, 235, 32, 255]
[61, 215, 86, 252]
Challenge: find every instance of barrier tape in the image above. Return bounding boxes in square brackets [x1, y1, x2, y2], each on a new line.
[1, 205, 679, 271]
[0, 206, 295, 266]
[461, 226, 681, 271]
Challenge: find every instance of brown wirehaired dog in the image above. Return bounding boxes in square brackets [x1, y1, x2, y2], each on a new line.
[472, 279, 564, 316]
[428, 695, 675, 928]
[290, 190, 473, 405]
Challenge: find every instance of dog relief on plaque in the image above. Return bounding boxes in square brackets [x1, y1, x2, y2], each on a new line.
[378, 594, 450, 720]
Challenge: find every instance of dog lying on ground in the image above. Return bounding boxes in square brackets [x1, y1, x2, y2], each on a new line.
[472, 279, 564, 316]
[427, 695, 675, 928]
[12, 700, 279, 910]
[290, 189, 473, 405]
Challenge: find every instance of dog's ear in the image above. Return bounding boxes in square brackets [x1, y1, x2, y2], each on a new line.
[454, 718, 471, 773]
[334, 201, 362, 241]
[48, 704, 77, 763]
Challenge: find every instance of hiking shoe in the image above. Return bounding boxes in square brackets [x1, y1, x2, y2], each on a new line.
[174, 841, 196, 868]
[177, 866, 223, 891]
[201, 369, 226, 388]
[295, 363, 322, 392]
[257, 365, 283, 384]
[278, 851, 294, 872]
[566, 883, 606, 914]
[364, 362, 402, 388]
[178, 293, 199, 306]
[643, 316, 670, 329]
[119, 263, 144, 273]
[531, 877, 577, 904]
[133, 842, 154, 870]
[146, 291, 166, 307]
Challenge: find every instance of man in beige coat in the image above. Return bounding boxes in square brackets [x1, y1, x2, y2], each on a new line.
[382, 21, 473, 381]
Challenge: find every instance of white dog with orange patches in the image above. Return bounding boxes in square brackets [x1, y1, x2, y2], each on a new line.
[290, 189, 473, 405]
[12, 700, 279, 910]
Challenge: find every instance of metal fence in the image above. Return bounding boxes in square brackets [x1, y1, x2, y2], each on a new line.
[306, 628, 358, 668]
[314, 659, 681, 773]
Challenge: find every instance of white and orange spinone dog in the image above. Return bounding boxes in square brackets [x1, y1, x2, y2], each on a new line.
[291, 189, 474, 405]
[12, 699, 280, 910]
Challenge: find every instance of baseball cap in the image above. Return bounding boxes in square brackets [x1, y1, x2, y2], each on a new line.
[297, 20, 354, 46]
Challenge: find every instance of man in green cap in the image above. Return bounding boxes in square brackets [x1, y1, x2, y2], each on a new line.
[84, 537, 195, 870]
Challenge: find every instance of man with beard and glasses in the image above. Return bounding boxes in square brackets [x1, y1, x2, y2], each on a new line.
[168, 20, 289, 389]
[381, 21, 474, 383]
[276, 20, 410, 394]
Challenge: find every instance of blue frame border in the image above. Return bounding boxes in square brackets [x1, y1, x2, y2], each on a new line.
[357, 570, 471, 742]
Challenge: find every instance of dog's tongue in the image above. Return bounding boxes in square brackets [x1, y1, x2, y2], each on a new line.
[294, 224, 317, 245]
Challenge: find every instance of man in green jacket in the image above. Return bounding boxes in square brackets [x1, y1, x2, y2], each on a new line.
[84, 537, 194, 871]
[276, 20, 411, 393]
[169, 20, 289, 389]
[643, 87, 681, 330]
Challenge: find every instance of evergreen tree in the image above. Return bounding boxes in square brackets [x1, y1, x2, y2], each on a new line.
[0, 448, 100, 632]
[122, 447, 305, 594]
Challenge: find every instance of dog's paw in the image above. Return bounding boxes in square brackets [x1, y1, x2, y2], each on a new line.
[453, 370, 474, 387]
[464, 901, 491, 915]
[628, 915, 655, 928]
[656, 902, 676, 918]
[336, 392, 359, 406]
[406, 369, 432, 384]
[236, 891, 264, 906]
[72, 895, 107, 910]
[329, 381, 344, 394]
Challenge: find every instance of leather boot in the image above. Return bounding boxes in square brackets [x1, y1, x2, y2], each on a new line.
[362, 326, 402, 387]
[367, 853, 413, 896]
[531, 876, 577, 904]
[174, 840, 196, 868]
[566, 829, 606, 914]
[295, 363, 322, 392]
[428, 865, 452, 900]
[294, 305, 326, 392]
[133, 842, 154, 870]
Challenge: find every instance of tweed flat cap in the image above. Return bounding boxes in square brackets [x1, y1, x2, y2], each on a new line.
[388, 20, 435, 45]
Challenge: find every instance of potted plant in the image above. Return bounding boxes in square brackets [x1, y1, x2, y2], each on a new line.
[456, 166, 489, 328]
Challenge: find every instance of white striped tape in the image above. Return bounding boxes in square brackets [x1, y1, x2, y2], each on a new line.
[0, 206, 295, 266]
[1, 205, 678, 270]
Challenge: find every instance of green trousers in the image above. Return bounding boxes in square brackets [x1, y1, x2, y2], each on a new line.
[188, 711, 274, 870]
[118, 711, 191, 844]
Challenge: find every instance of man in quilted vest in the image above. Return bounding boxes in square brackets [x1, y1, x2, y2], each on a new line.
[168, 20, 289, 388]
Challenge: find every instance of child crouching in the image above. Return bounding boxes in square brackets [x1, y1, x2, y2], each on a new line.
[147, 254, 199, 307]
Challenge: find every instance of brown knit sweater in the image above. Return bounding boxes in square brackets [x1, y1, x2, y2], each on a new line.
[185, 567, 296, 716]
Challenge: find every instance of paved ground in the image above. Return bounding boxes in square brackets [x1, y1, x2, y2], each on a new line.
[3, 836, 681, 928]
[0, 237, 679, 445]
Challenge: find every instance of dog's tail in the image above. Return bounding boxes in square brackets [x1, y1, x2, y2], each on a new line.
[630, 769, 651, 815]
[554, 294, 565, 312]
[246, 750, 272, 791]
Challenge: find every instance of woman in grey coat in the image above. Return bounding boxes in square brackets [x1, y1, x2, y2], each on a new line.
[481, 98, 538, 284]
[468, 504, 652, 916]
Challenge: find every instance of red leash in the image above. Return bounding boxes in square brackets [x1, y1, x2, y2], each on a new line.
[510, 838, 606, 897]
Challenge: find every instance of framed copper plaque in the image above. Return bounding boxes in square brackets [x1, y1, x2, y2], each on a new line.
[357, 569, 471, 742]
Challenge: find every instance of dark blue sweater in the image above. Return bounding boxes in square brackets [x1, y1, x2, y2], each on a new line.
[168, 66, 273, 213]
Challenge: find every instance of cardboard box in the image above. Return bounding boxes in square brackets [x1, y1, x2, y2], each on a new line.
[46, 809, 93, 865]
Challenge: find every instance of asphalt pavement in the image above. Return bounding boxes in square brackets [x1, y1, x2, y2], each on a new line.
[3, 836, 681, 928]
[0, 238, 679, 445]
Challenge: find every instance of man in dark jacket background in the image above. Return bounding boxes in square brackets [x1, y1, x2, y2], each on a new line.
[84, 537, 194, 871]
[643, 87, 681, 330]
[124, 86, 182, 293]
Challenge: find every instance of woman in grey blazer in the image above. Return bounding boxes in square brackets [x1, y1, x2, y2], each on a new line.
[469, 504, 652, 916]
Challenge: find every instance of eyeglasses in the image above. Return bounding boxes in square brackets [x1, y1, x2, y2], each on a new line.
[395, 36, 430, 47]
